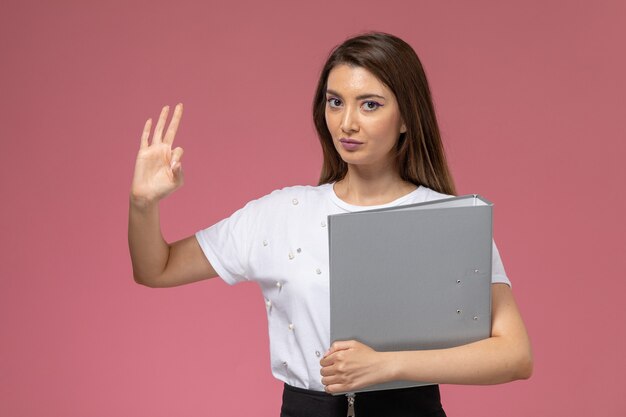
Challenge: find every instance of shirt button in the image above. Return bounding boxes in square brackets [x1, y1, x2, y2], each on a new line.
[315, 268, 322, 275]
[282, 361, 288, 367]
[292, 198, 299, 205]
[276, 281, 283, 289]
[296, 248, 302, 253]
[265, 299, 272, 308]
[288, 323, 294, 331]
[315, 351, 321, 357]
[321, 221, 326, 227]
[288, 252, 294, 260]
[263, 240, 268, 246]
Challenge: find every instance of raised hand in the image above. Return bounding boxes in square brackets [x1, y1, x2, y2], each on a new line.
[131, 104, 185, 204]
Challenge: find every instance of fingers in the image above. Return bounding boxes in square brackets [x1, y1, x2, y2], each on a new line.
[326, 340, 355, 357]
[172, 162, 184, 184]
[140, 118, 152, 149]
[321, 374, 341, 386]
[163, 103, 183, 145]
[152, 105, 170, 144]
[171, 147, 184, 184]
[320, 364, 342, 385]
[320, 359, 351, 394]
[324, 383, 348, 394]
[321, 370, 351, 394]
[320, 344, 347, 366]
[320, 363, 337, 377]
[171, 147, 184, 169]
[320, 349, 344, 368]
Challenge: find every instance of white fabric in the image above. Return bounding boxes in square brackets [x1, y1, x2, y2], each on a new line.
[195, 183, 511, 391]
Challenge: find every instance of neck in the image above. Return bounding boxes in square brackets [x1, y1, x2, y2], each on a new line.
[333, 163, 417, 206]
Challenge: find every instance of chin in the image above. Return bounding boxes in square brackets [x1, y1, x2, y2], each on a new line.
[339, 155, 373, 168]
[336, 149, 394, 171]
[334, 145, 361, 162]
[336, 150, 363, 165]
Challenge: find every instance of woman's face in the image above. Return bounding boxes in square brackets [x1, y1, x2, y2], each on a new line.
[325, 64, 406, 170]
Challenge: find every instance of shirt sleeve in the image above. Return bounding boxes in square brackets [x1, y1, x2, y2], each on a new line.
[195, 199, 260, 286]
[491, 240, 511, 287]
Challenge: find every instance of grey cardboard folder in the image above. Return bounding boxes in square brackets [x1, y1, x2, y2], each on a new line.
[328, 194, 493, 393]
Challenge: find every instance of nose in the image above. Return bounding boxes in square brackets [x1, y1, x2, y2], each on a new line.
[340, 106, 359, 134]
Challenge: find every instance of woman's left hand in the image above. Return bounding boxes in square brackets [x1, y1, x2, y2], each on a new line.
[319, 340, 394, 394]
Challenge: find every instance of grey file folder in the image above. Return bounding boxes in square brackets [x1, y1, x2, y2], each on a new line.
[328, 194, 493, 393]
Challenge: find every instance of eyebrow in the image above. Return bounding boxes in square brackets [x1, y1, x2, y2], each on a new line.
[325, 89, 386, 101]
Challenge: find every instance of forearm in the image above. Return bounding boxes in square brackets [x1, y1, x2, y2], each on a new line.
[385, 334, 533, 385]
[321, 285, 533, 393]
[128, 196, 170, 284]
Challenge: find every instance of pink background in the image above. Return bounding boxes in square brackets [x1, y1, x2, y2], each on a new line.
[1, 0, 625, 416]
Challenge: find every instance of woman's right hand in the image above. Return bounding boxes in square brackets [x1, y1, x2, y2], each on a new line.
[131, 104, 185, 205]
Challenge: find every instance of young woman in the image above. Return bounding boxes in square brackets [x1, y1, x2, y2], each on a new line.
[129, 32, 533, 417]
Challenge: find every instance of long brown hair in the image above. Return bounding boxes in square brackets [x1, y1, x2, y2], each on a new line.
[312, 32, 456, 195]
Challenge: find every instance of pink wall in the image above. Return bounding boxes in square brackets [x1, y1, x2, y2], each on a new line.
[1, 0, 625, 415]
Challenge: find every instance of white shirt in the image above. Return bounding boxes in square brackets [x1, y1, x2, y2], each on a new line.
[195, 183, 510, 391]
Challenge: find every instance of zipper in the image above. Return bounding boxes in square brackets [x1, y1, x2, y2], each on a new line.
[346, 392, 356, 417]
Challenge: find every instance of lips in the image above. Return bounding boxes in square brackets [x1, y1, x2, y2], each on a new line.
[339, 138, 364, 144]
[339, 138, 364, 151]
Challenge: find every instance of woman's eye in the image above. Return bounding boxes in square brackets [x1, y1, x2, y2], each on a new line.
[362, 101, 381, 111]
[327, 98, 342, 108]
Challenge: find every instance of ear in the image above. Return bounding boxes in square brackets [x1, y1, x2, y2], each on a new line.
[400, 121, 407, 134]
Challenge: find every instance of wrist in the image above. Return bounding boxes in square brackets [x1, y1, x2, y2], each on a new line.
[129, 193, 159, 210]
[379, 351, 402, 383]
[379, 352, 399, 382]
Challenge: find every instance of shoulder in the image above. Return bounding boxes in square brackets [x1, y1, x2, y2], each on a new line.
[424, 187, 454, 201]
[414, 185, 455, 203]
